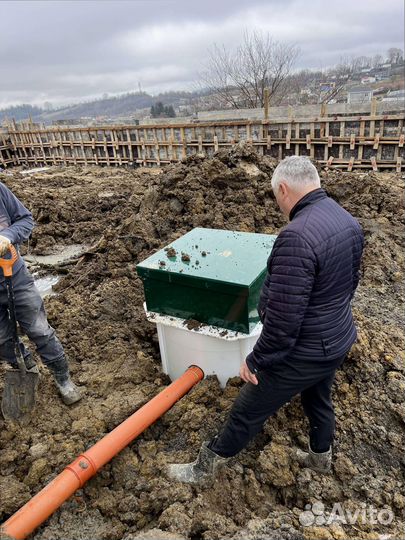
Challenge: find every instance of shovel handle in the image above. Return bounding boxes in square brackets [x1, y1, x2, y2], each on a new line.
[0, 245, 18, 277]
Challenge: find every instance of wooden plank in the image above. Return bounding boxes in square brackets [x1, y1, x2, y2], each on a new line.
[259, 124, 264, 155]
[358, 120, 365, 161]
[155, 137, 161, 165]
[214, 135, 219, 152]
[104, 132, 111, 166]
[80, 131, 88, 165]
[181, 127, 187, 159]
[371, 97, 377, 116]
[138, 137, 144, 165]
[51, 132, 57, 166]
[264, 88, 269, 120]
[126, 129, 134, 162]
[111, 130, 118, 163]
[309, 123, 315, 158]
[168, 134, 173, 160]
[338, 121, 345, 160]
[369, 117, 375, 139]
[371, 156, 378, 171]
[320, 121, 325, 138]
[246, 123, 251, 143]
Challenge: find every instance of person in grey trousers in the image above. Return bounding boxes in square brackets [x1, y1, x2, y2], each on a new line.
[0, 181, 81, 405]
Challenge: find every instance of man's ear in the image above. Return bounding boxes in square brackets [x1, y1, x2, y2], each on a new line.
[279, 182, 288, 198]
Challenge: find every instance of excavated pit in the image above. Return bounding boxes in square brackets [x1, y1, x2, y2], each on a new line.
[0, 145, 404, 540]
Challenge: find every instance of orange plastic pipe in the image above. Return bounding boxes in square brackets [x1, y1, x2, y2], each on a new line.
[1, 365, 204, 540]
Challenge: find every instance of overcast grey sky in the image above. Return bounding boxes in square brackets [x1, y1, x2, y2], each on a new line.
[1, 0, 404, 109]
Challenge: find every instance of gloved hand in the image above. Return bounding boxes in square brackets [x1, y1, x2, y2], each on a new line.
[0, 235, 11, 256]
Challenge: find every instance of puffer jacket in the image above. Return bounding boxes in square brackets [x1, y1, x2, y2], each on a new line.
[246, 188, 364, 373]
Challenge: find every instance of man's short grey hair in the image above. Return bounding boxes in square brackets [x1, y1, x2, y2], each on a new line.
[271, 156, 321, 191]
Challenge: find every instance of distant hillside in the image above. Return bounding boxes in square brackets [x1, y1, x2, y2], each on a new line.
[0, 91, 196, 124]
[0, 104, 44, 122]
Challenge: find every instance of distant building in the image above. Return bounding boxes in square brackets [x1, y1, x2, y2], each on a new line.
[347, 86, 373, 104]
[361, 76, 376, 84]
[375, 72, 390, 81]
[54, 119, 83, 126]
[319, 82, 335, 93]
[373, 64, 392, 79]
[382, 89, 405, 102]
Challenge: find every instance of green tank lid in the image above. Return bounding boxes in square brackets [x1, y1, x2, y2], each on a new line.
[137, 227, 277, 333]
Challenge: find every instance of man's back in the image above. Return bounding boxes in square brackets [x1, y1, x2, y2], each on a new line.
[285, 189, 364, 361]
[253, 188, 364, 370]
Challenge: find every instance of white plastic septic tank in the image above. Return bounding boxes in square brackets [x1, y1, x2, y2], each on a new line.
[137, 228, 276, 387]
[144, 304, 262, 388]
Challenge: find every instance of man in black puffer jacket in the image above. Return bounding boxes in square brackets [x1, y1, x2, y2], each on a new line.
[168, 156, 364, 483]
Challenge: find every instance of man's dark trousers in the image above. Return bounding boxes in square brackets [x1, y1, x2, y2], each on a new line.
[209, 355, 345, 458]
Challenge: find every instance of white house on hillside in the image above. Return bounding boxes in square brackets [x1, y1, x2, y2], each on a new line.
[347, 86, 373, 104]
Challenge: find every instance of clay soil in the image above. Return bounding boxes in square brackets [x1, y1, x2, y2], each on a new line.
[0, 145, 404, 540]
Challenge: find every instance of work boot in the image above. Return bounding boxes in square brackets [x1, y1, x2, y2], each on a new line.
[47, 356, 82, 405]
[296, 444, 332, 474]
[167, 441, 229, 484]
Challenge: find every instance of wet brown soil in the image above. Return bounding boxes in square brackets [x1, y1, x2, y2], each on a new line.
[0, 145, 403, 540]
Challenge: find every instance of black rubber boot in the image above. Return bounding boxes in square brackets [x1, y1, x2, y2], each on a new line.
[47, 356, 82, 405]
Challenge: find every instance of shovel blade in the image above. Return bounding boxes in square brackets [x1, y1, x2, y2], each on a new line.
[1, 369, 39, 422]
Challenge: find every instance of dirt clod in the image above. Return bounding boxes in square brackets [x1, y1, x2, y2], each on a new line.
[166, 247, 177, 258]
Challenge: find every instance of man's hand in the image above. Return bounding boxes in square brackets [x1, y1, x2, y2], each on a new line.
[240, 360, 258, 385]
[0, 235, 11, 256]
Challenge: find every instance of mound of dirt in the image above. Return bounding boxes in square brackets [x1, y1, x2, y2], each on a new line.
[0, 145, 403, 540]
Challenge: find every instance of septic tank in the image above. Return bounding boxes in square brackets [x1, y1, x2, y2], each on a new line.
[137, 227, 277, 387]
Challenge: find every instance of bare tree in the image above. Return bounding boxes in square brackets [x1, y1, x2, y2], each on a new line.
[372, 54, 383, 68]
[387, 47, 403, 64]
[200, 30, 299, 109]
[335, 55, 353, 78]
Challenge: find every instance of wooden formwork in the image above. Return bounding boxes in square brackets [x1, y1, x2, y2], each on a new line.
[1, 113, 404, 171]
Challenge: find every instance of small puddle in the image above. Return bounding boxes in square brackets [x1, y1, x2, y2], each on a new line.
[26, 244, 89, 297]
[25, 244, 89, 267]
[34, 275, 60, 298]
[20, 167, 51, 176]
